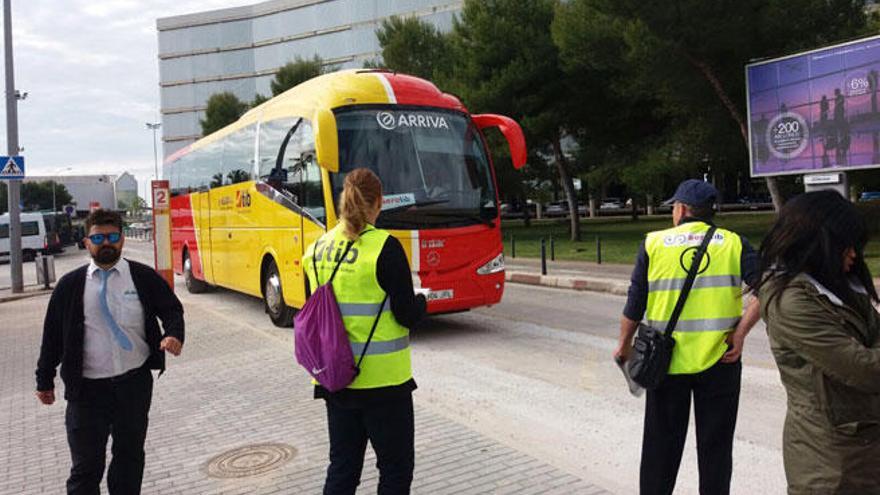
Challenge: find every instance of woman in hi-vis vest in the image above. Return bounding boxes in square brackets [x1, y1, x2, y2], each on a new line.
[303, 168, 427, 495]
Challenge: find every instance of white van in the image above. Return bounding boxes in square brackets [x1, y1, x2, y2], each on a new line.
[0, 212, 48, 263]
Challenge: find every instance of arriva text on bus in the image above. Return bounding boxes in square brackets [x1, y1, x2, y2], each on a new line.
[376, 111, 450, 131]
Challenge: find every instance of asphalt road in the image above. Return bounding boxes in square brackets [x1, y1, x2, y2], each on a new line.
[6, 240, 788, 494]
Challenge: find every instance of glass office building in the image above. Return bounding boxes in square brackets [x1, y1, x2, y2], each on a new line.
[157, 0, 463, 158]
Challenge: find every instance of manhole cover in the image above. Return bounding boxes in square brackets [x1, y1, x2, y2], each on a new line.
[203, 443, 296, 478]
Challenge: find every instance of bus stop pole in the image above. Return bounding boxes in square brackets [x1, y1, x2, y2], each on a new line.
[152, 180, 174, 290]
[5, 0, 22, 293]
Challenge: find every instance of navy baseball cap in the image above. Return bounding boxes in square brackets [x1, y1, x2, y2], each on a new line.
[671, 179, 718, 208]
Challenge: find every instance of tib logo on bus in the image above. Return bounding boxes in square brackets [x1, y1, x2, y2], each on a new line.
[235, 190, 252, 208]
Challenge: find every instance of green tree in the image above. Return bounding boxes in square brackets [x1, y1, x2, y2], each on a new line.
[452, 0, 583, 240]
[552, 0, 669, 210]
[375, 16, 451, 80]
[589, 0, 872, 210]
[270, 55, 325, 96]
[250, 93, 270, 107]
[0, 181, 74, 212]
[200, 92, 248, 136]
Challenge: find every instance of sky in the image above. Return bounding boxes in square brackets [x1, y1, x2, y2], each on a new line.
[0, 0, 256, 204]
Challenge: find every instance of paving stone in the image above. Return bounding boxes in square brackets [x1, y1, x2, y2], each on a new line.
[0, 288, 610, 494]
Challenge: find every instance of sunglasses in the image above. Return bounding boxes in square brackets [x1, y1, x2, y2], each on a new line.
[88, 232, 122, 244]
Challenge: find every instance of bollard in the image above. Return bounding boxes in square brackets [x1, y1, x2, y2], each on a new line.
[541, 238, 548, 275]
[596, 235, 602, 265]
[42, 255, 50, 290]
[511, 235, 516, 258]
[550, 235, 555, 261]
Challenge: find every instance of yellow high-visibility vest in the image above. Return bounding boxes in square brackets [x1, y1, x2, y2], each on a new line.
[303, 224, 412, 389]
[645, 221, 743, 374]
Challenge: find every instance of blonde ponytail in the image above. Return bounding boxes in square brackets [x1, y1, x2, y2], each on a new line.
[338, 168, 383, 240]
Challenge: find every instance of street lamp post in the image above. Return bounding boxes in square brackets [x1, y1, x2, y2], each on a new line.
[146, 122, 161, 179]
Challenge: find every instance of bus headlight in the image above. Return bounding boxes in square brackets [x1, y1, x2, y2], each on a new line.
[477, 253, 504, 275]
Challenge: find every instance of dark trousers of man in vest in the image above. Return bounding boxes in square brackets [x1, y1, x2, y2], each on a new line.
[323, 395, 415, 495]
[640, 360, 741, 495]
[65, 366, 153, 495]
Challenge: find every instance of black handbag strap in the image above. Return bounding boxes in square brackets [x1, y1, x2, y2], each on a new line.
[355, 295, 389, 373]
[313, 240, 354, 286]
[664, 225, 717, 336]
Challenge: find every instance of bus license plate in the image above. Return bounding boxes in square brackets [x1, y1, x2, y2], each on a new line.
[426, 289, 453, 301]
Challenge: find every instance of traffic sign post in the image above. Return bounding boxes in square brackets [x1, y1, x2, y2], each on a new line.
[4, 0, 23, 293]
[151, 180, 173, 290]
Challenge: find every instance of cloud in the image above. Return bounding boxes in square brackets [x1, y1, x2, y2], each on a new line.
[0, 0, 256, 201]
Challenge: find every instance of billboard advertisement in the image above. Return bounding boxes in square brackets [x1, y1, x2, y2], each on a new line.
[747, 35, 880, 177]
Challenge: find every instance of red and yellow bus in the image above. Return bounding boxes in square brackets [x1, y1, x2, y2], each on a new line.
[165, 69, 526, 326]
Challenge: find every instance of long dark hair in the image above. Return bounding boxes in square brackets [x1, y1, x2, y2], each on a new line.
[752, 190, 877, 307]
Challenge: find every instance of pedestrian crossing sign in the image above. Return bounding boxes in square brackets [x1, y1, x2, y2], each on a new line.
[0, 156, 25, 180]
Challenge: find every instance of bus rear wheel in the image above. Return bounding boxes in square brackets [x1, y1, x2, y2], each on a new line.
[264, 259, 295, 328]
[183, 251, 209, 294]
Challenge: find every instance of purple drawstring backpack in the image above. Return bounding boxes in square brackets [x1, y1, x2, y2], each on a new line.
[294, 238, 387, 392]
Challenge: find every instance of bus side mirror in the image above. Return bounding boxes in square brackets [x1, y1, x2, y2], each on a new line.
[472, 114, 527, 170]
[313, 108, 339, 172]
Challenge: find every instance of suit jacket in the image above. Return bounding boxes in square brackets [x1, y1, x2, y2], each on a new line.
[35, 258, 185, 400]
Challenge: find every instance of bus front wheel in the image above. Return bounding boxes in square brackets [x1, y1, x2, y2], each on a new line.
[263, 259, 295, 327]
[183, 251, 210, 294]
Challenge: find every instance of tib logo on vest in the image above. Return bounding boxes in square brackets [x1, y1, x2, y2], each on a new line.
[314, 238, 359, 265]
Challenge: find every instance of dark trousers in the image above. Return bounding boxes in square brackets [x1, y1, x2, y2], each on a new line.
[640, 360, 741, 495]
[65, 366, 153, 495]
[323, 395, 415, 495]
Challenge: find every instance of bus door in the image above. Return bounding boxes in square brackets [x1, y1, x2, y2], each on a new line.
[196, 188, 214, 284]
[297, 152, 327, 286]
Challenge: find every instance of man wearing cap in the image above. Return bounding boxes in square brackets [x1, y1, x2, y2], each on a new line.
[614, 180, 761, 495]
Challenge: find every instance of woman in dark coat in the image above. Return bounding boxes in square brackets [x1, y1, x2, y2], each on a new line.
[754, 191, 880, 494]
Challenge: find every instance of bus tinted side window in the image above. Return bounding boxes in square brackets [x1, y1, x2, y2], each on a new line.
[220, 124, 256, 185]
[201, 141, 224, 189]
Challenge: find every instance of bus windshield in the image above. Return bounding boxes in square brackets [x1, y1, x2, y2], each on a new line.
[333, 106, 497, 229]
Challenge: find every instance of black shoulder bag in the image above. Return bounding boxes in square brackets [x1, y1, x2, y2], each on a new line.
[628, 226, 717, 390]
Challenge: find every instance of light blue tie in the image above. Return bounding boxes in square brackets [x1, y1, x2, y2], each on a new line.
[99, 269, 133, 351]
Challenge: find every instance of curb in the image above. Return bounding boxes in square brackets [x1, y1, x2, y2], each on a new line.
[506, 271, 629, 296]
[0, 288, 53, 304]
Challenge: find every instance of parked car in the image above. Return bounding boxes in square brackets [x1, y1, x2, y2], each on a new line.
[544, 201, 568, 218]
[599, 198, 625, 210]
[500, 201, 537, 219]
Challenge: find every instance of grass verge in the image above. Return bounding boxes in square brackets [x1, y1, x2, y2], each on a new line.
[501, 212, 880, 275]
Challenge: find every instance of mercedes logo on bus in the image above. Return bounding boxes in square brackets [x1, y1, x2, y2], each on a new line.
[377, 111, 397, 130]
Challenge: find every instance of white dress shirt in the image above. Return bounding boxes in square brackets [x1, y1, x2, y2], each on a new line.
[82, 258, 150, 379]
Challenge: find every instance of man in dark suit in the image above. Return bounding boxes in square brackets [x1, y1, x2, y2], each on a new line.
[35, 209, 185, 495]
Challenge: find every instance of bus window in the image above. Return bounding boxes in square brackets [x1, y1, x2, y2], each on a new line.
[196, 141, 223, 190]
[220, 125, 255, 185]
[300, 152, 324, 222]
[259, 117, 324, 223]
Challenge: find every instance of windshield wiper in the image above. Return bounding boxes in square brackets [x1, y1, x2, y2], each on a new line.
[382, 198, 450, 214]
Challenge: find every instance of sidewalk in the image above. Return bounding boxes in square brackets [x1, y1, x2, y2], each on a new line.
[505, 258, 632, 296]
